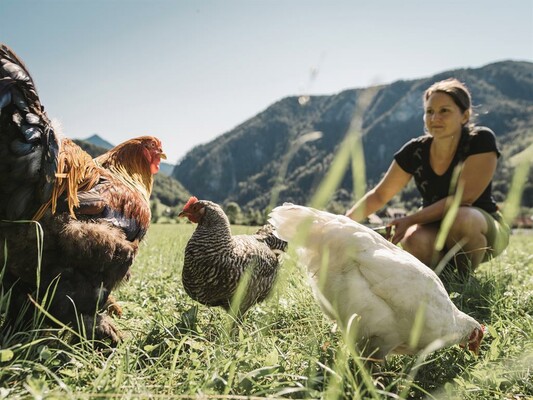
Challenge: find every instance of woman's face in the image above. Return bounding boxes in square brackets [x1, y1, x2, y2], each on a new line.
[424, 92, 469, 139]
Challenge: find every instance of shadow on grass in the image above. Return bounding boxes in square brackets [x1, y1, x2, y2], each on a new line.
[439, 265, 508, 323]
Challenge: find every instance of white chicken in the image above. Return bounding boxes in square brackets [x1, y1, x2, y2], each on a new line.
[268, 203, 484, 360]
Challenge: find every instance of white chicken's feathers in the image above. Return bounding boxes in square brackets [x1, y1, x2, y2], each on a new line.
[269, 203, 482, 358]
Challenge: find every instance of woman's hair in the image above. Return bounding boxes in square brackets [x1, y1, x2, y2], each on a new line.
[423, 78, 473, 128]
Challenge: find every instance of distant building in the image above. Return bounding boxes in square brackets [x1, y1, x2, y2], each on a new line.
[367, 213, 383, 225]
[512, 214, 533, 229]
[386, 207, 407, 219]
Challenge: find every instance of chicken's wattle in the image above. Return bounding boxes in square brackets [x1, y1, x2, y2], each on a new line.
[150, 157, 161, 174]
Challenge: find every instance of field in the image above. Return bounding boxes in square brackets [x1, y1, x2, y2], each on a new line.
[1, 224, 532, 399]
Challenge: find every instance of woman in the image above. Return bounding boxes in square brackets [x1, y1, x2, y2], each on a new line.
[346, 78, 510, 274]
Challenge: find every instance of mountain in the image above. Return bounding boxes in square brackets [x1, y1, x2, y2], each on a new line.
[173, 60, 533, 211]
[81, 134, 114, 149]
[159, 162, 175, 177]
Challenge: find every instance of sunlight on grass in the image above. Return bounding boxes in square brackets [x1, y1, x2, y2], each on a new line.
[2, 227, 532, 399]
[269, 130, 323, 211]
[311, 87, 376, 210]
[503, 159, 530, 224]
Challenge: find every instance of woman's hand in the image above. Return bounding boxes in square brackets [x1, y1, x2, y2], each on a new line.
[390, 216, 415, 245]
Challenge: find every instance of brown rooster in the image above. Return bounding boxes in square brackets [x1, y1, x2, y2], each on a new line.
[178, 196, 287, 316]
[0, 43, 165, 344]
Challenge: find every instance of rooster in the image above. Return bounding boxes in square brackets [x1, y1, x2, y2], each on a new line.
[178, 197, 287, 315]
[0, 43, 165, 344]
[269, 204, 484, 359]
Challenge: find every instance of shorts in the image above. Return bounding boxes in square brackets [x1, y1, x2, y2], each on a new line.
[476, 208, 511, 263]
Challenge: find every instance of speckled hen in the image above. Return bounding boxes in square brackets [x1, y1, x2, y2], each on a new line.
[179, 197, 287, 315]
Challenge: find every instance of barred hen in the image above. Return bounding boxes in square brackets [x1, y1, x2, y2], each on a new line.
[178, 197, 287, 315]
[0, 43, 165, 344]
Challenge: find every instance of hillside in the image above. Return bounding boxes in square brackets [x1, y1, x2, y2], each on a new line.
[81, 134, 114, 149]
[173, 60, 533, 212]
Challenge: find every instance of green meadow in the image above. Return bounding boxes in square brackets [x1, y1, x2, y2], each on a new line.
[1, 223, 531, 399]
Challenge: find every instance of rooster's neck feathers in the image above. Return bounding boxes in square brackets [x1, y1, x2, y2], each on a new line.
[32, 139, 154, 221]
[101, 164, 151, 204]
[95, 142, 154, 201]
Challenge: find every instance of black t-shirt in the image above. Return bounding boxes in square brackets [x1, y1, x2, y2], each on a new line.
[394, 127, 501, 213]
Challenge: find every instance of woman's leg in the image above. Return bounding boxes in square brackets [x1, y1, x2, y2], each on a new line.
[400, 207, 489, 274]
[400, 223, 441, 267]
[445, 207, 489, 274]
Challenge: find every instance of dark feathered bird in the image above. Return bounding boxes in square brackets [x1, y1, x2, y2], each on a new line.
[178, 196, 287, 315]
[0, 44, 165, 344]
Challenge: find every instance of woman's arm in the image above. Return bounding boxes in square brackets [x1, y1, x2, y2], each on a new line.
[390, 151, 498, 243]
[457, 152, 498, 205]
[346, 160, 412, 221]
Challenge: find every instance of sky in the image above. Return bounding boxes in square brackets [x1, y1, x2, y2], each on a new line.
[2, 0, 532, 163]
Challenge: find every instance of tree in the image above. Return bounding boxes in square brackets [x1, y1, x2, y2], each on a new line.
[246, 208, 265, 226]
[151, 198, 161, 223]
[225, 202, 243, 225]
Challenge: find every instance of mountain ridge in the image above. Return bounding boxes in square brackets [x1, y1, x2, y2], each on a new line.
[81, 134, 114, 149]
[172, 60, 533, 212]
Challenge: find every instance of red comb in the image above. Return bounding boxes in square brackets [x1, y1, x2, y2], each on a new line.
[183, 196, 199, 210]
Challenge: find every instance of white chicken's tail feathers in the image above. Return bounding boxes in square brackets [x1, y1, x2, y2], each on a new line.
[269, 203, 394, 252]
[269, 203, 330, 242]
[269, 203, 369, 242]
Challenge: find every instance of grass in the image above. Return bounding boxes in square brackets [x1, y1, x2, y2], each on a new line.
[0, 224, 532, 399]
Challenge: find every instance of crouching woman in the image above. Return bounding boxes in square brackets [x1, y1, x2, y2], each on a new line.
[346, 78, 511, 274]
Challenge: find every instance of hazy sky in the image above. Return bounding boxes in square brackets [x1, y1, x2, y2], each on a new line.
[2, 0, 532, 163]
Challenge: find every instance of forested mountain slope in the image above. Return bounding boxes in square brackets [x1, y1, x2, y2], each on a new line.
[172, 60, 533, 211]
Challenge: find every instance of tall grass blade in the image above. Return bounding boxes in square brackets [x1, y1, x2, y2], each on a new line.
[348, 87, 378, 204]
[434, 165, 463, 253]
[311, 87, 377, 210]
[350, 133, 367, 208]
[228, 262, 255, 323]
[409, 302, 427, 350]
[310, 133, 354, 209]
[269, 131, 323, 210]
[503, 159, 530, 224]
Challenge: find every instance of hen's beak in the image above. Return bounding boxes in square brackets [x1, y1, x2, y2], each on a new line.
[159, 150, 167, 160]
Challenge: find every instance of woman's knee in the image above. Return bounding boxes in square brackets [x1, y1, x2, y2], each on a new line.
[446, 208, 490, 268]
[402, 229, 430, 251]
[448, 207, 488, 240]
[401, 226, 437, 263]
